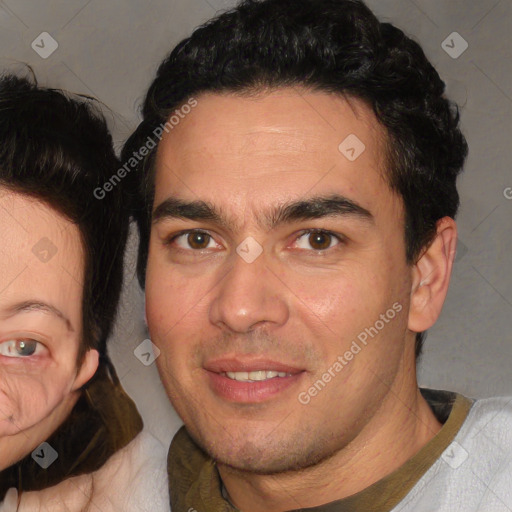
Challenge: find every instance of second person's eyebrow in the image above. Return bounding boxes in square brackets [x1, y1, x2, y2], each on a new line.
[3, 300, 74, 332]
[152, 194, 373, 232]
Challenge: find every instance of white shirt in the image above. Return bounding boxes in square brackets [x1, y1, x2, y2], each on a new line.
[0, 430, 169, 512]
[393, 396, 512, 511]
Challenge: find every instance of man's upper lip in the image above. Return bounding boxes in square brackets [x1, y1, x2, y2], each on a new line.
[204, 358, 303, 374]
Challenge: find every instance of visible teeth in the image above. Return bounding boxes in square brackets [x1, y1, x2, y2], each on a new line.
[249, 370, 267, 381]
[223, 370, 291, 382]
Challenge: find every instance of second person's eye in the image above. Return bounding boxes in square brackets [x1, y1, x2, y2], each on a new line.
[0, 339, 45, 358]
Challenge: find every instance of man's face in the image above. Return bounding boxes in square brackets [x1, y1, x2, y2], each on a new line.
[0, 191, 87, 437]
[146, 89, 417, 473]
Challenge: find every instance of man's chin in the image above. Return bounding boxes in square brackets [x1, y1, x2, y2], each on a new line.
[217, 457, 310, 476]
[187, 424, 335, 476]
[216, 448, 336, 476]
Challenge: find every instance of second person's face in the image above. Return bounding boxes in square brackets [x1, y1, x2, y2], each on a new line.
[0, 191, 97, 444]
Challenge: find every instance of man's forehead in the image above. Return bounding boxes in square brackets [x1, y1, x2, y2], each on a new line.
[155, 88, 382, 157]
[152, 88, 390, 217]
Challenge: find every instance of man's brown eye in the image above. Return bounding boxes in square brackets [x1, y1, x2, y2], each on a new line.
[187, 232, 211, 249]
[308, 232, 332, 250]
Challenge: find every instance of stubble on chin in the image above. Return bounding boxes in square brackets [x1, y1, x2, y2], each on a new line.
[185, 417, 344, 476]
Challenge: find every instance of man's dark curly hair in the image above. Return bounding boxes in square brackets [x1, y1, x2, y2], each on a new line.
[123, 0, 468, 358]
[0, 73, 129, 365]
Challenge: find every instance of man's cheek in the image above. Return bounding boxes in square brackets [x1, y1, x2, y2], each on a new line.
[157, 339, 188, 380]
[146, 285, 180, 333]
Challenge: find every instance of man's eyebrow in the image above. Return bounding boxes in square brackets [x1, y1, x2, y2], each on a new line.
[267, 194, 374, 229]
[153, 198, 223, 225]
[152, 194, 373, 231]
[4, 301, 74, 332]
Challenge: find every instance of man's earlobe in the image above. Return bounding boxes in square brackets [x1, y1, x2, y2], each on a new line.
[408, 217, 458, 334]
[73, 349, 100, 390]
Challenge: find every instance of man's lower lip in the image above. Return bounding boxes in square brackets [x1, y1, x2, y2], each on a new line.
[206, 371, 304, 403]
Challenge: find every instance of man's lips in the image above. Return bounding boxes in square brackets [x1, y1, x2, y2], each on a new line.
[204, 357, 305, 403]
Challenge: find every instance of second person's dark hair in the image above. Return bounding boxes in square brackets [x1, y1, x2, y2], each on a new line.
[0, 73, 129, 364]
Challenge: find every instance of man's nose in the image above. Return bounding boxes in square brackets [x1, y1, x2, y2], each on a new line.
[208, 247, 289, 333]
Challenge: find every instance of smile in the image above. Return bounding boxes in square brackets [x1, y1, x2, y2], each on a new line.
[221, 370, 292, 382]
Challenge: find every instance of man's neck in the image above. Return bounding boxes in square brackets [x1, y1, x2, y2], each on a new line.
[218, 383, 442, 512]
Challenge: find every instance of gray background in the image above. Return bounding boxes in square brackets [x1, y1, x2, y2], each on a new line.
[0, 0, 510, 446]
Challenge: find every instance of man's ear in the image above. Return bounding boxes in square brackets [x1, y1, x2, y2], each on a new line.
[408, 217, 457, 334]
[72, 349, 100, 391]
